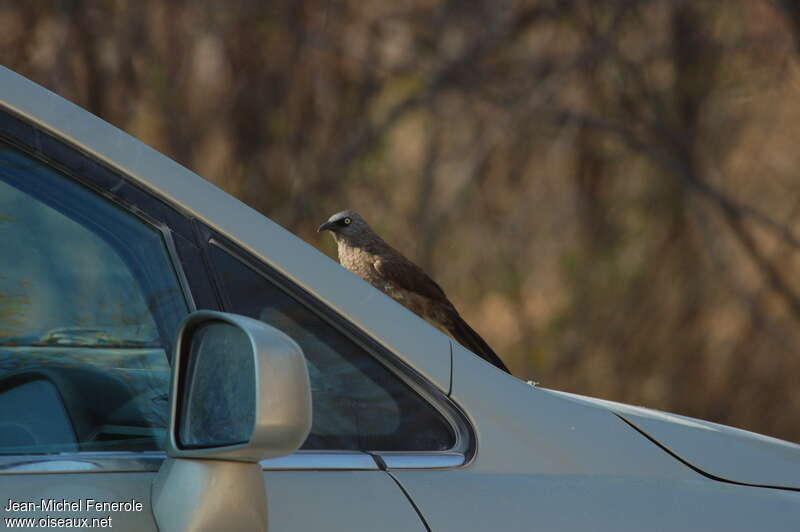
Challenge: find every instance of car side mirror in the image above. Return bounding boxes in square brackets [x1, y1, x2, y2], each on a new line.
[153, 311, 312, 532]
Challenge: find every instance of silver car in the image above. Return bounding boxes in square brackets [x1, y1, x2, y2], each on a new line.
[0, 66, 797, 531]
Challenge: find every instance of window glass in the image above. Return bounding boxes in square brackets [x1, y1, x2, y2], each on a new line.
[0, 144, 188, 453]
[209, 242, 455, 451]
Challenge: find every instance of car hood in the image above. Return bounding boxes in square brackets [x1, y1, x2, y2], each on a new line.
[543, 389, 800, 490]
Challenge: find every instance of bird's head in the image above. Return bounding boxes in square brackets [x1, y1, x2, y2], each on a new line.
[317, 210, 371, 242]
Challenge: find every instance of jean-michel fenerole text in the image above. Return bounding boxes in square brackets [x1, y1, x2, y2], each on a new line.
[4, 498, 143, 513]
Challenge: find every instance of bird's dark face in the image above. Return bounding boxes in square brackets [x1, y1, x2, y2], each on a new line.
[317, 210, 370, 241]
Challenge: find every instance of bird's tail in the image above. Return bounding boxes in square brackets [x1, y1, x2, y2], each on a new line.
[448, 315, 511, 374]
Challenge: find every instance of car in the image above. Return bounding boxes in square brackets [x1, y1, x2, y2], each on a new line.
[0, 65, 797, 531]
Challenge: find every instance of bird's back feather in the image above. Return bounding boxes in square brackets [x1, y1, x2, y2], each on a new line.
[373, 252, 448, 302]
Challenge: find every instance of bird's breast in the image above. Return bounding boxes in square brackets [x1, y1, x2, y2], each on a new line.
[338, 244, 381, 283]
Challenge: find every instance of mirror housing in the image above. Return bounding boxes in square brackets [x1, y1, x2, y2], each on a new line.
[166, 310, 312, 462]
[154, 311, 312, 532]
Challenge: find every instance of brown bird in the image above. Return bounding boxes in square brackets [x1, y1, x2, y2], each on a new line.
[318, 210, 510, 374]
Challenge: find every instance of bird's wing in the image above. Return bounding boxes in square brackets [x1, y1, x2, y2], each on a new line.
[374, 250, 511, 374]
[373, 253, 449, 302]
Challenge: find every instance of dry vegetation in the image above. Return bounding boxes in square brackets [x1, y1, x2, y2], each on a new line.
[3, 0, 800, 441]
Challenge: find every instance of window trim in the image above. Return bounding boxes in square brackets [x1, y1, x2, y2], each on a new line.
[0, 451, 382, 474]
[205, 232, 476, 465]
[0, 449, 469, 474]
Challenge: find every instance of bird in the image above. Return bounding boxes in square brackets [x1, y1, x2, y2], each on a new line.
[318, 210, 510, 374]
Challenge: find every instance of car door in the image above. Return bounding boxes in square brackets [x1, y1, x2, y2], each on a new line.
[0, 79, 444, 531]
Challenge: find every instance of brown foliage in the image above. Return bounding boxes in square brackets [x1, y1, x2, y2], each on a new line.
[3, 0, 800, 441]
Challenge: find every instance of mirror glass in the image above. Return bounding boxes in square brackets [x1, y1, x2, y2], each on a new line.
[179, 321, 256, 448]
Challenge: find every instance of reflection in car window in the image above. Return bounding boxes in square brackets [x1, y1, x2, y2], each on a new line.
[0, 143, 188, 453]
[208, 242, 456, 451]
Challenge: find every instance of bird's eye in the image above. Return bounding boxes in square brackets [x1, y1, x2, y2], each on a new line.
[344, 217, 351, 225]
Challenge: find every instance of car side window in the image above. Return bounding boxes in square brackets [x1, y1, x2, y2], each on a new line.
[0, 142, 188, 453]
[207, 241, 456, 451]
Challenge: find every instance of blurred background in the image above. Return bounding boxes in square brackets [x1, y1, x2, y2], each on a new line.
[3, 0, 800, 442]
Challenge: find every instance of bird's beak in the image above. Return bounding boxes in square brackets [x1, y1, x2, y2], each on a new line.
[317, 221, 334, 233]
